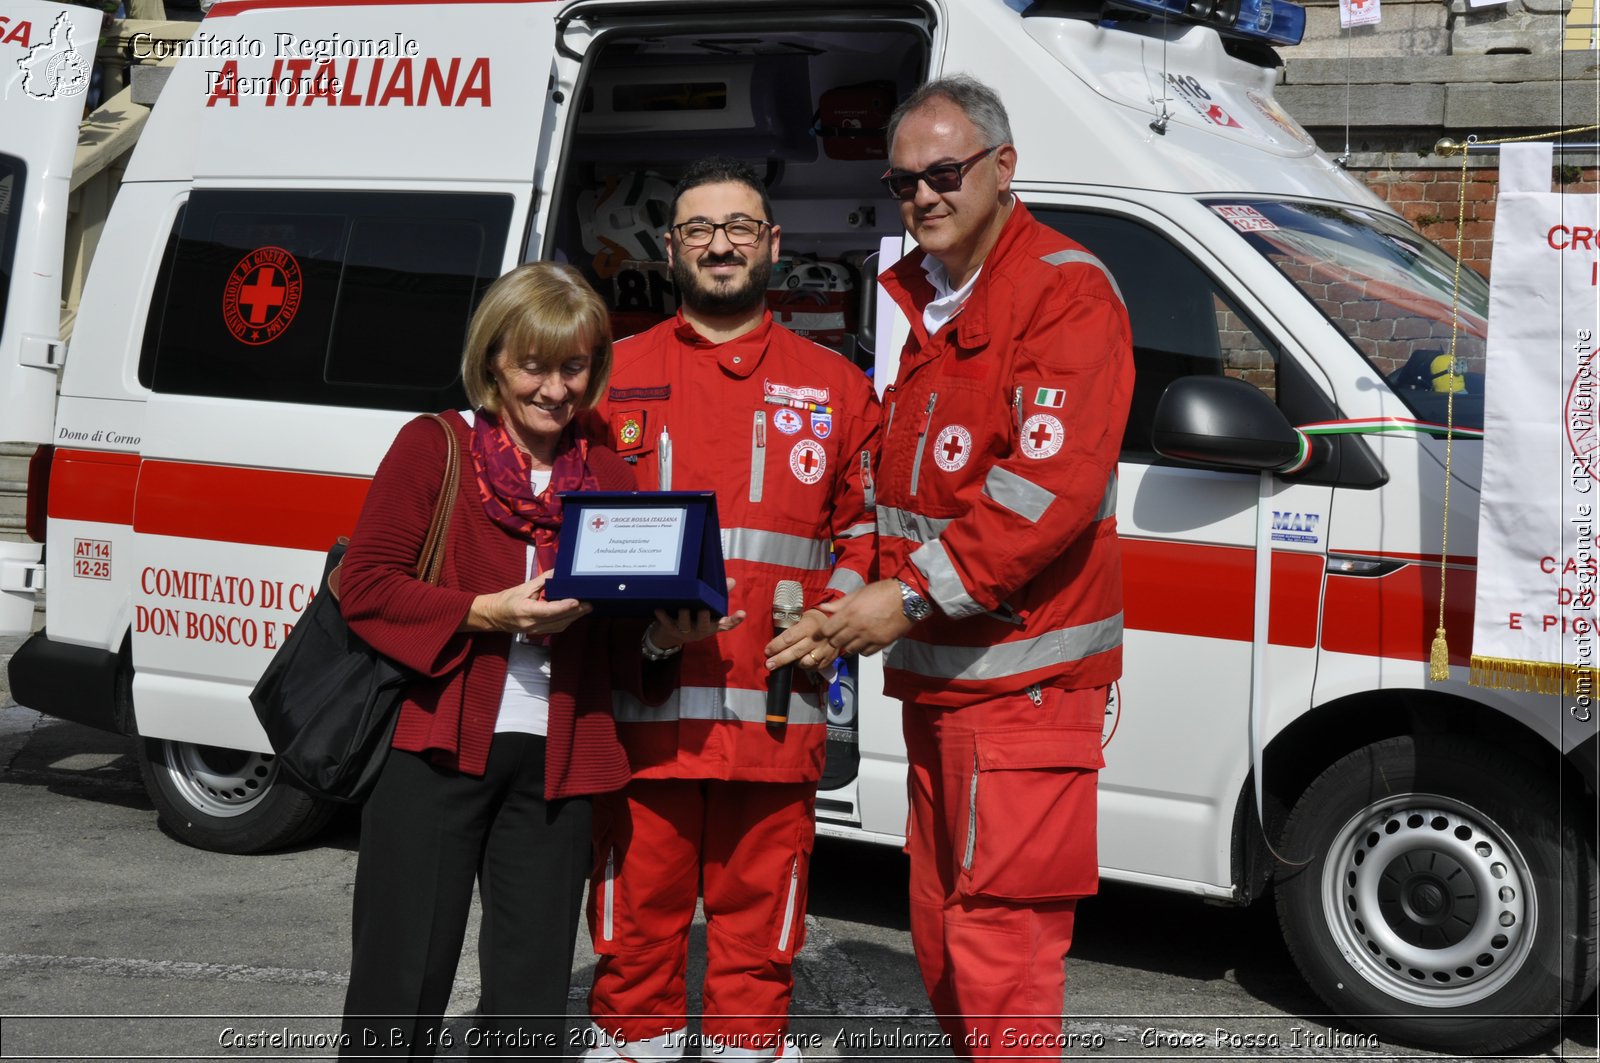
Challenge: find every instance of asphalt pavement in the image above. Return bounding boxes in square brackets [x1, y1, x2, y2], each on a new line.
[1, 701, 1595, 1062]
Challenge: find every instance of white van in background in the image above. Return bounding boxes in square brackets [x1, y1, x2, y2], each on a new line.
[2, 0, 1593, 1051]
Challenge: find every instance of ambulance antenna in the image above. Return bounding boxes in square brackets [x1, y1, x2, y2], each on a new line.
[1335, 17, 1352, 167]
[1149, 11, 1172, 134]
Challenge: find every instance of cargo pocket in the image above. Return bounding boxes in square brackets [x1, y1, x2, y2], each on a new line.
[956, 726, 1103, 902]
[769, 828, 815, 962]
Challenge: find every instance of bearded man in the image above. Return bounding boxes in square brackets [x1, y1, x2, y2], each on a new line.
[580, 157, 880, 1063]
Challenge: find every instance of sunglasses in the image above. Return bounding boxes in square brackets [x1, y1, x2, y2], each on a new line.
[880, 146, 999, 201]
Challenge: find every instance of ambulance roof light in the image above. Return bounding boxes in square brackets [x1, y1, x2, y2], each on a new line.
[1099, 0, 1307, 46]
[1018, 0, 1306, 48]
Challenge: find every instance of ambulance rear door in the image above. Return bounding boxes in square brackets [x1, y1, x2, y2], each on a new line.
[0, 0, 101, 445]
[0, 0, 102, 636]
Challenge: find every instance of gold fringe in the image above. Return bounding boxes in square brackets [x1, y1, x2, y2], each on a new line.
[1469, 655, 1600, 696]
[1429, 628, 1451, 682]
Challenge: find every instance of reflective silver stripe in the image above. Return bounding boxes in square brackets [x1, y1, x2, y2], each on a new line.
[885, 612, 1124, 682]
[1096, 473, 1118, 521]
[602, 849, 615, 941]
[837, 521, 876, 540]
[777, 857, 800, 952]
[910, 540, 984, 619]
[909, 392, 937, 497]
[983, 466, 1055, 523]
[749, 412, 765, 504]
[877, 505, 951, 544]
[826, 568, 865, 596]
[963, 755, 978, 871]
[722, 527, 831, 571]
[612, 686, 826, 726]
[1041, 249, 1126, 307]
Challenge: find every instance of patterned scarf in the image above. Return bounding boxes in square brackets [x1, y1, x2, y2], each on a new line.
[470, 410, 600, 582]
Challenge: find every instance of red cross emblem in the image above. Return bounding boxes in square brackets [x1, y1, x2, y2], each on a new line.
[222, 246, 303, 346]
[789, 439, 826, 485]
[1021, 414, 1064, 459]
[933, 424, 973, 472]
[590, 515, 607, 531]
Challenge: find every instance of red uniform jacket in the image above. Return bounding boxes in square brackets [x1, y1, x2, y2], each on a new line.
[876, 201, 1134, 706]
[593, 311, 880, 782]
[339, 412, 655, 798]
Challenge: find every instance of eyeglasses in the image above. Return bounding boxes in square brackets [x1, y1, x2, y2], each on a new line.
[670, 219, 772, 247]
[880, 146, 998, 201]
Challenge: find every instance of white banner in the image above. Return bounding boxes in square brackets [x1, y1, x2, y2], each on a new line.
[1472, 143, 1600, 694]
[1339, 0, 1382, 28]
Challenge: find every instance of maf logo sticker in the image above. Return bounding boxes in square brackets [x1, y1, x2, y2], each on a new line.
[1270, 511, 1322, 545]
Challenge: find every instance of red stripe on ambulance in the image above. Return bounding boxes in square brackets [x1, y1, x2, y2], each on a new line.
[1122, 539, 1323, 647]
[47, 449, 139, 525]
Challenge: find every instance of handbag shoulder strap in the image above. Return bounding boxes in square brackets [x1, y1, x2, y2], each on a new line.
[415, 413, 461, 586]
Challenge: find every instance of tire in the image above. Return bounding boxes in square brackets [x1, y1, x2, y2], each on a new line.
[135, 737, 336, 854]
[1275, 735, 1597, 1053]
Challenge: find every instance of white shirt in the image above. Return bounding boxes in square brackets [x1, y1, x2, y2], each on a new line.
[920, 253, 982, 337]
[495, 467, 552, 735]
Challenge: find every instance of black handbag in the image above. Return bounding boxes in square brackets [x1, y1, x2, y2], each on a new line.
[249, 414, 461, 802]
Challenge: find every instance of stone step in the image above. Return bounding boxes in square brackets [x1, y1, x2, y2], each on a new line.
[0, 444, 38, 546]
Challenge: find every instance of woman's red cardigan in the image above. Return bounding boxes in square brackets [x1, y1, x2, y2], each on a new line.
[339, 412, 655, 798]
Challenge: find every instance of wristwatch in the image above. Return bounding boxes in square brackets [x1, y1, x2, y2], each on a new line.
[897, 579, 933, 623]
[640, 624, 682, 662]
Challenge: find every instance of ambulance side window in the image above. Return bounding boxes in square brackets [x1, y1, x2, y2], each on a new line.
[1032, 208, 1280, 462]
[143, 190, 513, 412]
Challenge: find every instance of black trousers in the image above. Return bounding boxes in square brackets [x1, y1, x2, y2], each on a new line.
[340, 733, 592, 1060]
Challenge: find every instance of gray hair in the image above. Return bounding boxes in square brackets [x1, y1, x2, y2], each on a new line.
[886, 75, 1014, 155]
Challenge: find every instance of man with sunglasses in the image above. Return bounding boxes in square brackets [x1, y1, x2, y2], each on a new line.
[766, 76, 1133, 1058]
[582, 157, 879, 1063]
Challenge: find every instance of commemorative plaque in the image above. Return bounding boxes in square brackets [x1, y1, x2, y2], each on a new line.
[545, 491, 728, 616]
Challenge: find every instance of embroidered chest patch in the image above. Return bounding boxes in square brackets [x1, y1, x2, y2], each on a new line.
[1021, 414, 1064, 459]
[765, 378, 831, 406]
[612, 409, 648, 453]
[933, 424, 973, 472]
[772, 407, 803, 435]
[789, 439, 827, 484]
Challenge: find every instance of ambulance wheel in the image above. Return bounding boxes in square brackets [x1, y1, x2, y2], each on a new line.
[136, 737, 335, 853]
[1275, 735, 1596, 1053]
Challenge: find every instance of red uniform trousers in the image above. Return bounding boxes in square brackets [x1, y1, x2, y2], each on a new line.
[587, 778, 816, 1058]
[902, 686, 1107, 1061]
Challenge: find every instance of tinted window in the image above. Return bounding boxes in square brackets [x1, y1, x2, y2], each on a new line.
[1033, 208, 1281, 460]
[0, 155, 24, 352]
[146, 191, 512, 412]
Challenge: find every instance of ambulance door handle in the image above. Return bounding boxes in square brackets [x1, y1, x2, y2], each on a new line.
[20, 335, 65, 369]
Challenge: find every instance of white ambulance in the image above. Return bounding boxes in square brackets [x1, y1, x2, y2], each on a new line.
[1, 0, 1593, 1051]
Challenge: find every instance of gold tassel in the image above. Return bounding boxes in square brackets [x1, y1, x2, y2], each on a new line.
[1429, 627, 1450, 681]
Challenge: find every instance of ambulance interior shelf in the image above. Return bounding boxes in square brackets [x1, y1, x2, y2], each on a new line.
[549, 19, 925, 370]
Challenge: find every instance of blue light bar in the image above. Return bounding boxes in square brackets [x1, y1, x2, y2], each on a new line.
[1231, 0, 1307, 45]
[1104, 0, 1307, 47]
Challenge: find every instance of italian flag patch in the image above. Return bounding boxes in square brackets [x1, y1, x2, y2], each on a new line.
[1033, 387, 1066, 408]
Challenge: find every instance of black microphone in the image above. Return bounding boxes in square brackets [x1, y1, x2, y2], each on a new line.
[766, 580, 804, 725]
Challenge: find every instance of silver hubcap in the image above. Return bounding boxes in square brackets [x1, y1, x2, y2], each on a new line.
[1321, 793, 1535, 1007]
[158, 740, 276, 819]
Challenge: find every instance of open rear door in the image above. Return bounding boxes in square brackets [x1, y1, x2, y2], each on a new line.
[0, 0, 99, 445]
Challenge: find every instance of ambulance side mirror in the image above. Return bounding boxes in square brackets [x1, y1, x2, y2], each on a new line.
[1151, 376, 1306, 472]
